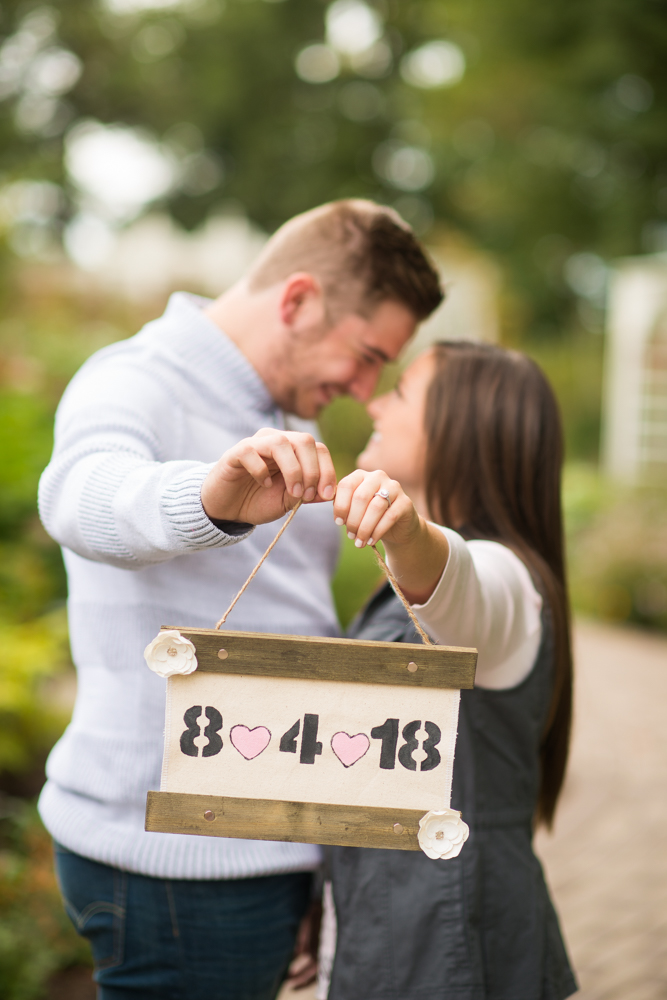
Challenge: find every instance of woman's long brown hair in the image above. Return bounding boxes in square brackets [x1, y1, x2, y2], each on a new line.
[424, 341, 572, 827]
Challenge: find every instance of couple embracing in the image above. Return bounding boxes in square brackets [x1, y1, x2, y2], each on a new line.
[39, 200, 577, 1000]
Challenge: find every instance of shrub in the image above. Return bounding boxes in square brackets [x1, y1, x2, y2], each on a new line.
[0, 612, 72, 778]
[0, 800, 90, 1000]
[565, 465, 667, 631]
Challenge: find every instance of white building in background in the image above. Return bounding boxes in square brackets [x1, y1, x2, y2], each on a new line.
[602, 254, 667, 482]
[71, 211, 268, 301]
[403, 245, 499, 357]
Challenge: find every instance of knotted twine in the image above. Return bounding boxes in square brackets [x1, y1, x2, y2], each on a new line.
[215, 499, 434, 646]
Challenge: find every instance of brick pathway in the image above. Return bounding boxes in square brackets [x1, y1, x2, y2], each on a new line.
[280, 619, 667, 1000]
[534, 620, 667, 999]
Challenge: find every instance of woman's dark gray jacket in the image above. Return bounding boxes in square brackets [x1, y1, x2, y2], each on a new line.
[328, 583, 577, 1000]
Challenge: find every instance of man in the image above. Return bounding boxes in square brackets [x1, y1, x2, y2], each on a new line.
[38, 200, 443, 999]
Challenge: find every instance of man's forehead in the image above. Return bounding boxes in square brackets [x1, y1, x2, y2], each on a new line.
[328, 302, 416, 360]
[362, 305, 417, 360]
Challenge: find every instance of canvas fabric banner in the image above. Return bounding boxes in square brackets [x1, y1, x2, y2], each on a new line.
[161, 671, 461, 813]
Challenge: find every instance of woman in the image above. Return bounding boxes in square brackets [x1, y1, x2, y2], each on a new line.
[327, 341, 577, 999]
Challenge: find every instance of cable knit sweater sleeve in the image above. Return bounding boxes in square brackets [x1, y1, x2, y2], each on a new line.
[38, 348, 253, 570]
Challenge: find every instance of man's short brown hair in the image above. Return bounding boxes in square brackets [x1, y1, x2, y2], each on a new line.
[247, 199, 443, 322]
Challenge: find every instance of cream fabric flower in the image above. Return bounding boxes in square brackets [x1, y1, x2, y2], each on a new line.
[144, 630, 197, 678]
[418, 808, 469, 860]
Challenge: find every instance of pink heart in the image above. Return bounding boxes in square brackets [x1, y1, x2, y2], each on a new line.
[331, 731, 370, 768]
[230, 725, 271, 760]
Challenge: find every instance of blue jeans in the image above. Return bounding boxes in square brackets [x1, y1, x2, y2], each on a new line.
[54, 843, 312, 1000]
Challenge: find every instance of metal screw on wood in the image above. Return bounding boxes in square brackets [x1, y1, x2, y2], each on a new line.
[204, 810, 215, 821]
[217, 649, 228, 659]
[407, 661, 418, 673]
[393, 823, 404, 834]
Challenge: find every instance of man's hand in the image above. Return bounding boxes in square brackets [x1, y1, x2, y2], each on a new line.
[201, 429, 337, 525]
[284, 901, 322, 991]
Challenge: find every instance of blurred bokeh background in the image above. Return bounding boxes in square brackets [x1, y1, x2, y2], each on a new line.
[0, 0, 665, 996]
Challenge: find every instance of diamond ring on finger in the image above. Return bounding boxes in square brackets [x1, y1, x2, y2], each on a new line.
[373, 488, 392, 507]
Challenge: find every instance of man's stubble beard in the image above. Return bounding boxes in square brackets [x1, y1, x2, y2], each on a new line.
[266, 324, 331, 419]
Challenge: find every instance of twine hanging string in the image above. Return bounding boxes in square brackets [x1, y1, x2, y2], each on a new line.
[215, 499, 304, 629]
[215, 499, 434, 646]
[369, 543, 434, 646]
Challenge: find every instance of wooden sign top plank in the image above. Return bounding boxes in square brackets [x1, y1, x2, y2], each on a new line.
[162, 626, 477, 689]
[146, 790, 423, 851]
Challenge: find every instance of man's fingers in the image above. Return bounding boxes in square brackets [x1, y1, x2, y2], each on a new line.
[266, 437, 306, 497]
[253, 431, 336, 502]
[285, 901, 321, 990]
[285, 953, 318, 989]
[204, 428, 336, 523]
[289, 435, 336, 503]
[291, 434, 326, 501]
[315, 441, 337, 501]
[229, 444, 273, 488]
[285, 963, 318, 989]
[209, 429, 337, 521]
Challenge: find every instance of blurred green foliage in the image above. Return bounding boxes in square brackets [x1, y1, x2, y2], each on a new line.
[0, 0, 664, 992]
[0, 288, 136, 787]
[0, 800, 90, 999]
[0, 613, 72, 774]
[0, 393, 53, 533]
[564, 464, 667, 631]
[0, 0, 665, 337]
[0, 290, 136, 997]
[331, 530, 383, 629]
[525, 330, 604, 461]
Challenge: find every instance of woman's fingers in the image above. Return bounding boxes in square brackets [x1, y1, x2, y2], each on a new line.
[346, 476, 391, 535]
[334, 470, 409, 546]
[356, 493, 412, 546]
[348, 478, 401, 545]
[333, 469, 369, 525]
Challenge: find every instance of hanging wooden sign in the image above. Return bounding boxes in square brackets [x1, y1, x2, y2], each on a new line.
[145, 626, 476, 853]
[145, 502, 476, 857]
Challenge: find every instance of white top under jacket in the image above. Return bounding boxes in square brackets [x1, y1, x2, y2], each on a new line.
[411, 529, 543, 691]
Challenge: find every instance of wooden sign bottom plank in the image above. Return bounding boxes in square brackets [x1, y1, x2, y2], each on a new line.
[146, 791, 423, 851]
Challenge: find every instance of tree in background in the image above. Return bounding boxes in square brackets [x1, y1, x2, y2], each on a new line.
[0, 0, 664, 338]
[0, 9, 666, 992]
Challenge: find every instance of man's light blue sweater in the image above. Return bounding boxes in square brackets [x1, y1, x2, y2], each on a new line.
[38, 292, 340, 879]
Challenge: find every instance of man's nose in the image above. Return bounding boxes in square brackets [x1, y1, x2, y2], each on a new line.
[348, 366, 381, 403]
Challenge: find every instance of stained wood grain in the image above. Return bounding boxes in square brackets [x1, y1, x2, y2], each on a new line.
[162, 626, 477, 690]
[146, 790, 424, 850]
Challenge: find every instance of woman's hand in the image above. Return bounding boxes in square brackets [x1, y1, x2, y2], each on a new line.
[333, 469, 420, 549]
[201, 429, 336, 525]
[333, 469, 449, 606]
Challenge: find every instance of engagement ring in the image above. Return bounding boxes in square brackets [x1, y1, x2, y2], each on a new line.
[373, 488, 392, 507]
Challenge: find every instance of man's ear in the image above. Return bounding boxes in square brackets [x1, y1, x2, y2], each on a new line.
[279, 273, 325, 330]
